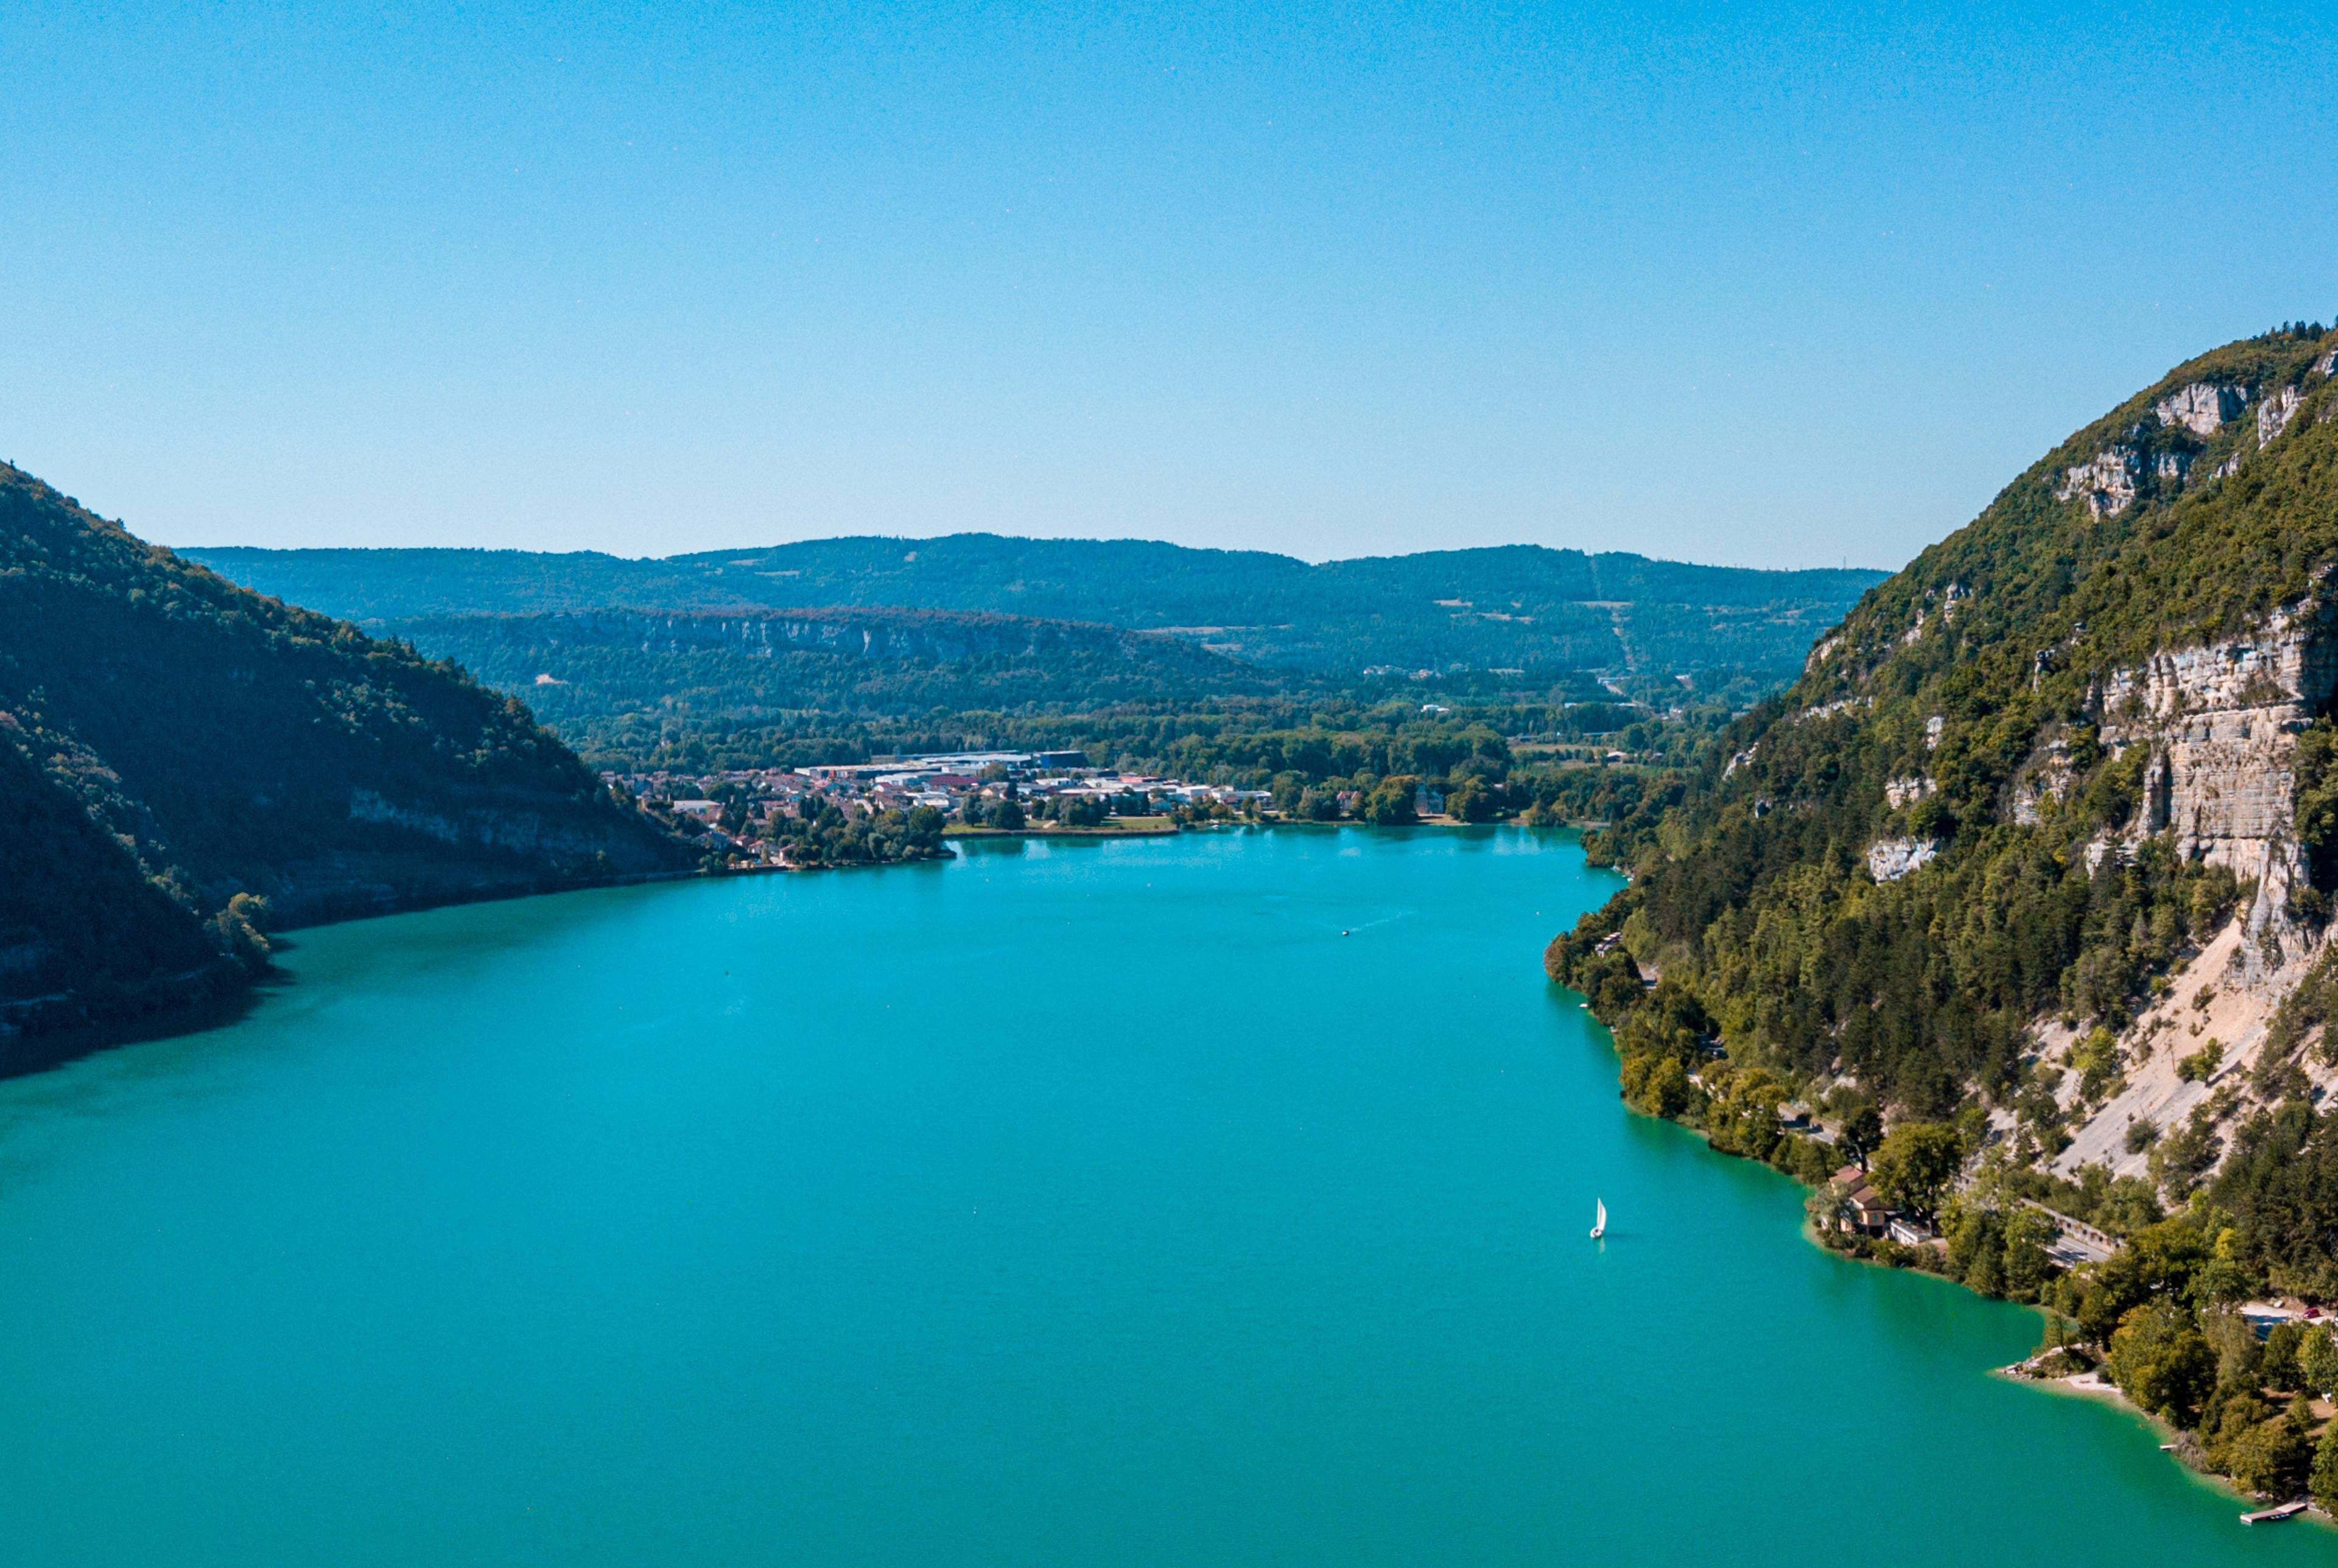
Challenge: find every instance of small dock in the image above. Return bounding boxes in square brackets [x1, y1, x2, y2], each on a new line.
[2241, 1500, 2309, 1525]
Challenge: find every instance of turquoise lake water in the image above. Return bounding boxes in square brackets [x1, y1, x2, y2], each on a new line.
[0, 827, 2325, 1564]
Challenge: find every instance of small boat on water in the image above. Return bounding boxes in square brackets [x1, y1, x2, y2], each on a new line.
[1590, 1199, 1607, 1240]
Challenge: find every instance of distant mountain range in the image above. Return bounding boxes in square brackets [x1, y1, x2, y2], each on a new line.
[0, 483, 1877, 1071]
[184, 536, 1886, 689]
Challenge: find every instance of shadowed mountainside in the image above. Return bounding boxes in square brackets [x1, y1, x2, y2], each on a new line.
[0, 461, 695, 1069]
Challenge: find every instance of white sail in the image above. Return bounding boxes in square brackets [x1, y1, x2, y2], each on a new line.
[1590, 1199, 1607, 1239]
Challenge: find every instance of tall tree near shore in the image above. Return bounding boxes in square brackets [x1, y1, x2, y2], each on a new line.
[1870, 1122, 1962, 1223]
[2312, 1419, 2338, 1512]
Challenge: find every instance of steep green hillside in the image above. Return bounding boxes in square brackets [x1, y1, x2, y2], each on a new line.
[185, 536, 1883, 685]
[1552, 324, 2338, 1111]
[0, 729, 239, 1052]
[0, 463, 695, 1067]
[1546, 324, 2338, 1483]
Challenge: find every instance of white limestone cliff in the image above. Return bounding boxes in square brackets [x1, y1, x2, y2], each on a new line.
[2033, 602, 2338, 1185]
[2098, 602, 2338, 887]
[2258, 383, 2304, 446]
[2154, 381, 2244, 436]
[2055, 447, 2140, 517]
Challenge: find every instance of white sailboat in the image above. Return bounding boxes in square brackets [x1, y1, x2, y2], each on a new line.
[1590, 1199, 1607, 1240]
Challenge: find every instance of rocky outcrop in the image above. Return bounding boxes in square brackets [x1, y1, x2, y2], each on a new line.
[1884, 775, 1934, 810]
[2055, 447, 2141, 517]
[2154, 382, 2245, 436]
[194, 787, 704, 928]
[345, 788, 666, 863]
[2018, 600, 2338, 1184]
[2008, 737, 2075, 825]
[2258, 384, 2305, 446]
[2044, 919, 2336, 1183]
[1866, 836, 1939, 881]
[2098, 601, 2338, 887]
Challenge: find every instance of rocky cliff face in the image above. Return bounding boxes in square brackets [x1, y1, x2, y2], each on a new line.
[2099, 602, 2338, 885]
[2031, 600, 2338, 1183]
[2152, 381, 2245, 436]
[2054, 447, 2143, 517]
[2039, 917, 2329, 1183]
[1565, 324, 2338, 1175]
[2007, 345, 2338, 1188]
[2259, 383, 2305, 444]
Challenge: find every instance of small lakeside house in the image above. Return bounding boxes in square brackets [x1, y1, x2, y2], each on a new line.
[1827, 1164, 1894, 1237]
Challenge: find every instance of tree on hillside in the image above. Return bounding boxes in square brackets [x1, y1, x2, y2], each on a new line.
[2105, 1299, 2217, 1425]
[2227, 1397, 2315, 1499]
[2298, 1326, 2338, 1401]
[2312, 1420, 2338, 1512]
[1838, 1105, 1884, 1171]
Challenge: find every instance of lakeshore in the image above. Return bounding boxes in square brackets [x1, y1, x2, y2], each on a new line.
[2006, 1362, 2337, 1526]
[606, 746, 1596, 873]
[944, 815, 1181, 839]
[1584, 978, 2338, 1519]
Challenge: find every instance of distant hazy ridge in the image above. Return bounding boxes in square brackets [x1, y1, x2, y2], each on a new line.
[186, 536, 1884, 687]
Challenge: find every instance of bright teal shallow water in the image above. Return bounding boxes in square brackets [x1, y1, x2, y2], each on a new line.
[0, 829, 2322, 1565]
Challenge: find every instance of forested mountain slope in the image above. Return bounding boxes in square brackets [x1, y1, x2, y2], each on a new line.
[1546, 326, 2338, 1457]
[185, 536, 1883, 686]
[390, 604, 1293, 755]
[0, 463, 694, 1069]
[1553, 325, 2338, 1121]
[0, 731, 235, 1052]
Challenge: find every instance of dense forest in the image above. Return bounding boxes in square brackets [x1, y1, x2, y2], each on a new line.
[0, 463, 695, 1069]
[188, 535, 1883, 693]
[388, 606, 1298, 740]
[1545, 324, 2338, 1500]
[0, 724, 249, 1049]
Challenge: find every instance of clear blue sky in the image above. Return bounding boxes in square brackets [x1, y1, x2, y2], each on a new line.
[4, 2, 2332, 570]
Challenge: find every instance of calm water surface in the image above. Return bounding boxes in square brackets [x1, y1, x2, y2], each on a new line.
[0, 828, 2322, 1564]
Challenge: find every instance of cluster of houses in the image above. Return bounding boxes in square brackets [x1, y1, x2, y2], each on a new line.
[605, 751, 1271, 859]
[1818, 1167, 2122, 1265]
